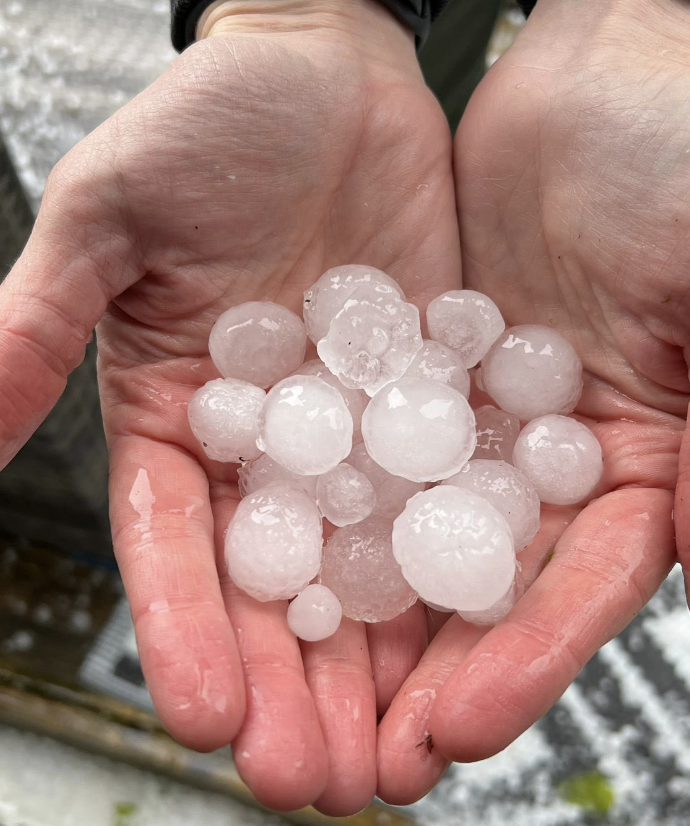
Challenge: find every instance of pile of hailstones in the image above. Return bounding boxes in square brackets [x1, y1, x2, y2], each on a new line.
[188, 265, 603, 643]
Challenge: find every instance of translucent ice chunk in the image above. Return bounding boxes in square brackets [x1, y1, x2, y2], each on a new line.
[187, 378, 264, 463]
[209, 301, 306, 389]
[392, 486, 516, 612]
[361, 377, 476, 482]
[238, 453, 318, 499]
[287, 584, 343, 642]
[258, 375, 353, 475]
[481, 325, 583, 421]
[303, 264, 403, 344]
[426, 290, 505, 368]
[316, 463, 376, 527]
[225, 483, 322, 601]
[512, 414, 603, 505]
[319, 517, 417, 622]
[348, 443, 425, 520]
[404, 339, 470, 397]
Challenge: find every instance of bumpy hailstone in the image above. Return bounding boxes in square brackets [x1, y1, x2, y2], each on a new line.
[392, 486, 516, 612]
[458, 565, 525, 626]
[317, 283, 423, 396]
[362, 377, 477, 482]
[238, 453, 318, 499]
[426, 290, 505, 368]
[481, 325, 583, 421]
[209, 301, 307, 389]
[258, 376, 353, 475]
[316, 463, 376, 527]
[188, 378, 264, 463]
[473, 405, 521, 462]
[405, 339, 470, 397]
[319, 517, 417, 622]
[303, 264, 403, 344]
[225, 484, 322, 601]
[442, 460, 540, 550]
[291, 359, 367, 443]
[287, 584, 343, 642]
[513, 414, 603, 506]
[347, 443, 424, 520]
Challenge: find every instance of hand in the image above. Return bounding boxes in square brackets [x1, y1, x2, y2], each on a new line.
[0, 0, 460, 813]
[377, 0, 689, 803]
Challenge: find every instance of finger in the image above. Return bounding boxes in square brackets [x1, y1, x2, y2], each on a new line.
[302, 619, 377, 817]
[674, 406, 690, 599]
[109, 434, 245, 751]
[211, 486, 329, 811]
[431, 488, 675, 763]
[367, 602, 428, 716]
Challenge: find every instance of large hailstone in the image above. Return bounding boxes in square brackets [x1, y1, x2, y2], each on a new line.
[238, 453, 318, 499]
[258, 376, 353, 475]
[426, 290, 505, 367]
[481, 325, 583, 421]
[472, 404, 521, 462]
[187, 378, 264, 463]
[225, 484, 323, 601]
[513, 414, 603, 505]
[404, 339, 470, 397]
[303, 264, 403, 344]
[361, 377, 477, 482]
[347, 443, 424, 520]
[287, 584, 343, 642]
[209, 301, 307, 389]
[319, 517, 417, 622]
[442, 460, 540, 550]
[392, 486, 516, 612]
[317, 283, 423, 397]
[316, 463, 376, 527]
[291, 358, 367, 443]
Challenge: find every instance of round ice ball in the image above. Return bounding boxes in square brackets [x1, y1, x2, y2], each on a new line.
[426, 290, 505, 368]
[319, 517, 417, 622]
[442, 460, 540, 550]
[291, 358, 367, 443]
[258, 375, 353, 475]
[187, 378, 264, 463]
[316, 463, 376, 527]
[303, 264, 403, 344]
[287, 584, 343, 642]
[392, 486, 516, 612]
[347, 443, 425, 520]
[361, 377, 477, 482]
[404, 339, 470, 397]
[472, 405, 521, 463]
[512, 414, 603, 505]
[481, 325, 583, 421]
[209, 301, 306, 389]
[238, 453, 318, 499]
[225, 483, 323, 601]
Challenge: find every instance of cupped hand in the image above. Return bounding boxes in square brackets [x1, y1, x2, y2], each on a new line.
[0, 0, 459, 813]
[378, 0, 690, 803]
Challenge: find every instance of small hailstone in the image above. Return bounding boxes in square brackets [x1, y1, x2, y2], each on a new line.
[513, 414, 603, 505]
[442, 459, 540, 550]
[481, 325, 583, 421]
[258, 375, 353, 475]
[361, 377, 476, 482]
[238, 453, 317, 499]
[404, 339, 470, 397]
[458, 565, 525, 626]
[347, 443, 424, 520]
[287, 584, 343, 642]
[291, 359, 367, 443]
[472, 405, 521, 462]
[392, 486, 516, 612]
[317, 283, 423, 396]
[225, 484, 322, 601]
[426, 290, 505, 367]
[319, 517, 417, 622]
[188, 378, 264, 463]
[303, 264, 403, 344]
[316, 463, 376, 527]
[209, 301, 306, 389]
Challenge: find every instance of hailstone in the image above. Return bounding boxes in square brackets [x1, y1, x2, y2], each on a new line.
[287, 584, 343, 642]
[316, 463, 376, 527]
[404, 339, 470, 397]
[238, 453, 318, 499]
[426, 290, 505, 367]
[347, 443, 425, 520]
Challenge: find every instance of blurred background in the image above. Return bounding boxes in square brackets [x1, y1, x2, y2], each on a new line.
[1, 1, 690, 825]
